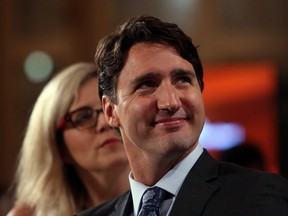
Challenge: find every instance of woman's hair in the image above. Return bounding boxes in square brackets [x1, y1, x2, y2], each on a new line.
[13, 62, 98, 215]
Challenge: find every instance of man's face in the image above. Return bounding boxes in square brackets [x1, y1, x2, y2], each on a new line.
[104, 42, 205, 160]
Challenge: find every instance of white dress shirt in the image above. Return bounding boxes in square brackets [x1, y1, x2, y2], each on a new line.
[129, 143, 203, 216]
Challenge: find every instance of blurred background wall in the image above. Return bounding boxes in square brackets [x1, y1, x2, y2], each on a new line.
[1, 0, 288, 212]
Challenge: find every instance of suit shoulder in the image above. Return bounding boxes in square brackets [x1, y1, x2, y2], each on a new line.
[218, 161, 288, 189]
[77, 200, 116, 216]
[77, 191, 130, 216]
[219, 161, 283, 177]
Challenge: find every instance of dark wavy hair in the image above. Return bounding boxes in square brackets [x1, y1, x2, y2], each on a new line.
[95, 15, 204, 103]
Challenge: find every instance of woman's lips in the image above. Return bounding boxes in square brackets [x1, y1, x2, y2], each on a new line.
[101, 138, 121, 147]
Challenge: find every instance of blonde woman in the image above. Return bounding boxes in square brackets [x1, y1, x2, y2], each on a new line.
[8, 63, 130, 216]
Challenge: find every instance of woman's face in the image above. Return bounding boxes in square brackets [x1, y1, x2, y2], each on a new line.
[63, 77, 128, 173]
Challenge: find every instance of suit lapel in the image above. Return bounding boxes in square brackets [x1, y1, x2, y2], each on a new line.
[169, 150, 220, 216]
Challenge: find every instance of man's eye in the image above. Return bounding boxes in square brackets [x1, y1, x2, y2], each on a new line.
[136, 81, 155, 89]
[176, 76, 192, 84]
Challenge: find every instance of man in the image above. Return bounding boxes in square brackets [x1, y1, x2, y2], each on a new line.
[79, 15, 288, 216]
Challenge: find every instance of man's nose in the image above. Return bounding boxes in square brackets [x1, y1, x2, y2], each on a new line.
[156, 83, 181, 112]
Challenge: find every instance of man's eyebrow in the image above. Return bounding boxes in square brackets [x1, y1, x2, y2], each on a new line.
[171, 68, 195, 77]
[130, 69, 195, 86]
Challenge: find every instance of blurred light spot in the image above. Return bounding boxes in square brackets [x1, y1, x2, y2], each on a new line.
[166, 0, 198, 10]
[24, 51, 54, 83]
[199, 119, 245, 150]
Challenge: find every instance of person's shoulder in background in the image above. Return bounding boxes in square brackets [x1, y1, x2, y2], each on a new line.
[7, 205, 33, 216]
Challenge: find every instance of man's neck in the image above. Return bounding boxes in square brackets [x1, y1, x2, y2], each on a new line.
[129, 147, 194, 186]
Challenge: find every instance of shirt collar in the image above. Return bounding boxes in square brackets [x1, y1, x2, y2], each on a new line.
[129, 143, 203, 215]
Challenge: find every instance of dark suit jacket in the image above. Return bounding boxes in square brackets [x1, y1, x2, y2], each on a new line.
[78, 150, 288, 216]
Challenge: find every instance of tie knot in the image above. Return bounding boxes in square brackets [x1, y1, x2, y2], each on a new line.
[138, 187, 172, 216]
[141, 187, 168, 208]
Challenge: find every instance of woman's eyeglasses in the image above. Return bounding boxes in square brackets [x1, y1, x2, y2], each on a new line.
[58, 107, 103, 130]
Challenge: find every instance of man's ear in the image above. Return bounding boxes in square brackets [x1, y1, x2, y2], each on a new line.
[102, 96, 120, 128]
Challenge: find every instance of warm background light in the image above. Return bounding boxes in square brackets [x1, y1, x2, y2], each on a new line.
[202, 62, 278, 173]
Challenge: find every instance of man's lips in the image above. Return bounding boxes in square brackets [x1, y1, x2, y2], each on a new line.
[152, 117, 186, 126]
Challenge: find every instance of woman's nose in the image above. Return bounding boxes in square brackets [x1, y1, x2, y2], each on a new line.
[95, 113, 112, 133]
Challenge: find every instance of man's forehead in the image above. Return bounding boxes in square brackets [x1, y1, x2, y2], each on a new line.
[122, 43, 188, 70]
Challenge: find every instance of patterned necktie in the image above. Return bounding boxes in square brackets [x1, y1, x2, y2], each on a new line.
[138, 186, 169, 216]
